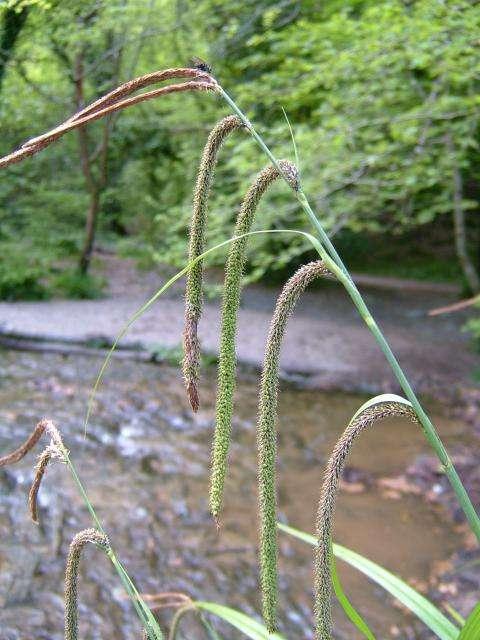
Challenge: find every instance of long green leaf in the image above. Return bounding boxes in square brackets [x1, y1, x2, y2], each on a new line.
[194, 603, 286, 640]
[200, 613, 224, 640]
[330, 550, 376, 639]
[458, 603, 480, 639]
[278, 523, 460, 640]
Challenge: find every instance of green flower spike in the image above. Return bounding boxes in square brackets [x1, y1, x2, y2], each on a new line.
[183, 115, 244, 412]
[256, 260, 330, 632]
[210, 160, 299, 525]
[315, 396, 417, 639]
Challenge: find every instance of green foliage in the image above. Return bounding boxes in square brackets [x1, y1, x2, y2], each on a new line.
[1, 0, 479, 297]
[52, 269, 105, 299]
[458, 603, 480, 640]
[0, 243, 49, 300]
[464, 304, 480, 351]
[193, 603, 285, 640]
[329, 553, 375, 640]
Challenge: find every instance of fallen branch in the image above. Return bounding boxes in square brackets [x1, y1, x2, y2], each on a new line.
[428, 293, 480, 316]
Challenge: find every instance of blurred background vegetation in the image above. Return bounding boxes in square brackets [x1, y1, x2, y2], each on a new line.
[0, 0, 479, 314]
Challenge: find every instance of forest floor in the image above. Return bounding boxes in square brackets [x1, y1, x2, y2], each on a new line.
[0, 253, 477, 401]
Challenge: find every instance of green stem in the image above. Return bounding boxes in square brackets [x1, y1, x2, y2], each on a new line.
[61, 450, 161, 639]
[217, 85, 480, 542]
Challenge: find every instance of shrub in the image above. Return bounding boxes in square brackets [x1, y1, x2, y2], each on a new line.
[0, 245, 49, 300]
[52, 269, 105, 299]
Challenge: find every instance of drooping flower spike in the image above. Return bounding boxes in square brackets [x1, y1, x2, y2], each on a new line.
[0, 419, 47, 466]
[315, 395, 417, 639]
[64, 528, 110, 640]
[256, 260, 331, 631]
[0, 67, 217, 169]
[183, 115, 245, 412]
[0, 418, 67, 523]
[210, 160, 300, 525]
[28, 446, 53, 524]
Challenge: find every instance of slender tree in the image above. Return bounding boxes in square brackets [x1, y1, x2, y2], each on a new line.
[0, 3, 29, 91]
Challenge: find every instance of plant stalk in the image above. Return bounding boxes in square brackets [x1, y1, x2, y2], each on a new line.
[217, 85, 480, 542]
[61, 448, 161, 639]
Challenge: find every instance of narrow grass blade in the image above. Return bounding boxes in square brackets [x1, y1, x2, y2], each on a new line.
[349, 393, 413, 421]
[194, 603, 286, 640]
[330, 550, 376, 639]
[281, 107, 300, 176]
[458, 602, 480, 639]
[445, 605, 465, 628]
[278, 523, 460, 640]
[200, 613, 224, 640]
[107, 551, 163, 640]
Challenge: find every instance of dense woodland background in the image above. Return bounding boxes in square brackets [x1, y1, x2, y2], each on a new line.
[0, 0, 479, 305]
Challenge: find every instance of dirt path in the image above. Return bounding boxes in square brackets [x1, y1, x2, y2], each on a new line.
[0, 255, 477, 397]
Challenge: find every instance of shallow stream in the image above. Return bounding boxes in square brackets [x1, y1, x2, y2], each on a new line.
[0, 350, 472, 639]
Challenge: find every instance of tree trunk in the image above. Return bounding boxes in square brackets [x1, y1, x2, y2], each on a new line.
[79, 190, 100, 274]
[74, 52, 101, 275]
[452, 163, 480, 293]
[0, 4, 29, 91]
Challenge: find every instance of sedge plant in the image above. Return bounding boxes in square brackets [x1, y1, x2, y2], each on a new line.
[0, 62, 479, 640]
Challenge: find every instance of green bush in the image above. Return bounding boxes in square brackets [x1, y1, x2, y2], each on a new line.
[0, 247, 49, 301]
[52, 270, 105, 300]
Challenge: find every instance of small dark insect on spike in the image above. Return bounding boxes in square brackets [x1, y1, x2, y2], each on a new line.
[189, 56, 213, 75]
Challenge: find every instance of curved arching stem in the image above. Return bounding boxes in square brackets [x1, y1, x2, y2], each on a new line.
[315, 395, 417, 639]
[183, 115, 245, 412]
[256, 260, 331, 631]
[210, 160, 300, 523]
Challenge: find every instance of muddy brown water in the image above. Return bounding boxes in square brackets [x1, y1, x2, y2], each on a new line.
[0, 350, 472, 639]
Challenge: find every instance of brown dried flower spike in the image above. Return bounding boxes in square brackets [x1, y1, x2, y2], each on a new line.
[0, 418, 64, 466]
[0, 68, 218, 170]
[0, 419, 47, 467]
[28, 447, 53, 524]
[0, 418, 66, 524]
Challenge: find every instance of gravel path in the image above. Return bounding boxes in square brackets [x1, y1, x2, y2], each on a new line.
[0, 255, 476, 396]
